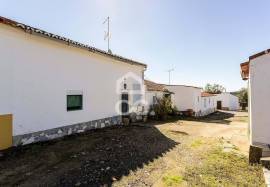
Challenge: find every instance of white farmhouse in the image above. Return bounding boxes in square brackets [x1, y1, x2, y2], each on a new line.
[0, 16, 147, 150]
[241, 49, 270, 157]
[215, 93, 239, 111]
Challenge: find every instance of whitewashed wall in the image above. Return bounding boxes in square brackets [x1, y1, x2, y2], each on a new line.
[249, 54, 270, 146]
[165, 85, 202, 114]
[0, 45, 12, 115]
[215, 93, 239, 111]
[229, 95, 239, 111]
[199, 96, 216, 116]
[145, 91, 164, 111]
[0, 24, 145, 136]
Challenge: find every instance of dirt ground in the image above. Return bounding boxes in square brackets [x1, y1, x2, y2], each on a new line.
[157, 110, 250, 154]
[0, 111, 264, 186]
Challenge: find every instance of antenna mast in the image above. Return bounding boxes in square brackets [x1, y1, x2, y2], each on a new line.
[166, 68, 174, 85]
[103, 16, 111, 53]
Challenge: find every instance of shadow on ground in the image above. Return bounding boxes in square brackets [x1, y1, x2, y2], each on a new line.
[183, 111, 235, 125]
[0, 125, 178, 187]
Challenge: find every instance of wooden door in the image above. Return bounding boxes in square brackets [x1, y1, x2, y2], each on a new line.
[217, 101, 222, 110]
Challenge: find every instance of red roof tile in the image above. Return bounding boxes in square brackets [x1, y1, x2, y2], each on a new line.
[145, 80, 165, 92]
[201, 92, 215, 97]
[240, 61, 249, 80]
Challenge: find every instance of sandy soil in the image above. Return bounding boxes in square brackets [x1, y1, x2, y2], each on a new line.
[156, 111, 249, 154]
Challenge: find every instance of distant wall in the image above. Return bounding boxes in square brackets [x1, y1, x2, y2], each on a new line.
[199, 96, 216, 116]
[215, 93, 239, 111]
[165, 86, 201, 113]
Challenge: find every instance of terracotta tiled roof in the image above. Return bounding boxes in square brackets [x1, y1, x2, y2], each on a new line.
[240, 49, 270, 81]
[201, 92, 215, 97]
[145, 80, 165, 92]
[240, 61, 249, 80]
[166, 84, 202, 89]
[144, 80, 174, 93]
[0, 16, 147, 68]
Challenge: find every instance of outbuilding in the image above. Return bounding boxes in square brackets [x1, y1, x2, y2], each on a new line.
[165, 85, 202, 116]
[165, 85, 217, 117]
[0, 16, 147, 149]
[215, 92, 239, 111]
[241, 49, 270, 157]
[144, 80, 175, 112]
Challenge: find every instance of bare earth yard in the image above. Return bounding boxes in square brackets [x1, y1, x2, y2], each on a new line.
[0, 111, 264, 186]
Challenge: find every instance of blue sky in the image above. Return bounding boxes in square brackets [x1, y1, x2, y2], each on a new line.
[1, 0, 270, 91]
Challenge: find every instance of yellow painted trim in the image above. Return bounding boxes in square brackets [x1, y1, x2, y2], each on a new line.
[0, 114, 13, 150]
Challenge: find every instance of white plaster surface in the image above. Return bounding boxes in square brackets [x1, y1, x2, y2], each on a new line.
[0, 24, 145, 136]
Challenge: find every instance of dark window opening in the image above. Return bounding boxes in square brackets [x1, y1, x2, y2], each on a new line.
[121, 93, 129, 114]
[67, 95, 83, 111]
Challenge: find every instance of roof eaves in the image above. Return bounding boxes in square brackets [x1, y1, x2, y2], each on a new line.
[0, 16, 147, 68]
[165, 84, 202, 89]
[145, 80, 167, 92]
[249, 49, 270, 61]
[201, 92, 215, 97]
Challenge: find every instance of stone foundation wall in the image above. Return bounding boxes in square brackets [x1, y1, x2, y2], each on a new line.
[252, 141, 270, 157]
[13, 115, 122, 146]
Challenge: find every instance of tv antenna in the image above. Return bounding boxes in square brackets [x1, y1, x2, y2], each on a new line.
[103, 16, 111, 53]
[166, 68, 174, 85]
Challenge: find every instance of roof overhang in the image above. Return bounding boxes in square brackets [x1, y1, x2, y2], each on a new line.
[240, 49, 270, 81]
[165, 84, 202, 89]
[249, 49, 270, 61]
[0, 16, 147, 68]
[201, 92, 215, 97]
[240, 61, 249, 80]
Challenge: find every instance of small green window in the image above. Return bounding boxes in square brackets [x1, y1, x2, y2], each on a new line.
[67, 95, 83, 111]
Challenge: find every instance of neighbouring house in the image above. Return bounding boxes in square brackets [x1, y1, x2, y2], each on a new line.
[165, 85, 216, 117]
[215, 92, 239, 111]
[165, 85, 217, 117]
[0, 16, 147, 150]
[144, 80, 175, 112]
[241, 49, 270, 157]
[165, 85, 202, 116]
[200, 92, 217, 116]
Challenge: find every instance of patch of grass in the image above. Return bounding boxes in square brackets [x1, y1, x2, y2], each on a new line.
[162, 174, 183, 186]
[190, 139, 204, 148]
[184, 146, 264, 186]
